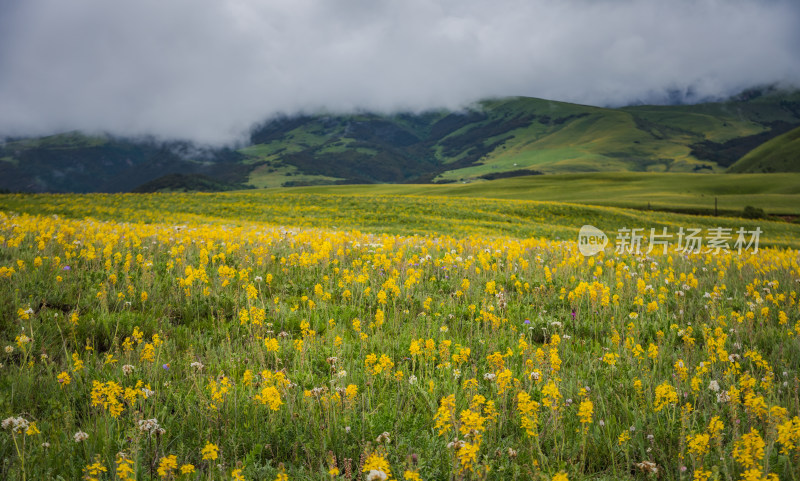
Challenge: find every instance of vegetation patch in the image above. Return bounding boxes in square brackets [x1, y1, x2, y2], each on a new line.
[0, 193, 798, 480]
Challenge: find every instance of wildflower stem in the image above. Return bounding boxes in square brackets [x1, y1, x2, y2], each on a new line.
[12, 433, 26, 481]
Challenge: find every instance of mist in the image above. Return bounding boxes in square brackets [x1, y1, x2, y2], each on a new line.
[1, 0, 798, 145]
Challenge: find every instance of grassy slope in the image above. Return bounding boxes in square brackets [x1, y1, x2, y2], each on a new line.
[434, 92, 800, 181]
[276, 172, 800, 216]
[728, 125, 800, 173]
[239, 91, 800, 186]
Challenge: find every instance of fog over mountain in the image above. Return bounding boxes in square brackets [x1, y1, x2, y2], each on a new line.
[1, 0, 799, 145]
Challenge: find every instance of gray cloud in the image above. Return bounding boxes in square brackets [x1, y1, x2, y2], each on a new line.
[1, 0, 798, 144]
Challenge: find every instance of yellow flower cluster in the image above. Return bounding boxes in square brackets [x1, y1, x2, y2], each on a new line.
[1, 194, 799, 481]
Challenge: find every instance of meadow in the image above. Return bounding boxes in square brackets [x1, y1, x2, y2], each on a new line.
[1, 191, 799, 480]
[281, 173, 800, 218]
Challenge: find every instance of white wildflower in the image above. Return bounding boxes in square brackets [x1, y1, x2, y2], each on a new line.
[367, 469, 388, 481]
[2, 416, 29, 433]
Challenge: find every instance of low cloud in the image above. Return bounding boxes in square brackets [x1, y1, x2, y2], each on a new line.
[1, 0, 798, 145]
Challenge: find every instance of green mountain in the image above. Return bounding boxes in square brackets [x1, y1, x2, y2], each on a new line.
[728, 125, 800, 173]
[241, 87, 800, 187]
[0, 133, 250, 193]
[1, 88, 799, 192]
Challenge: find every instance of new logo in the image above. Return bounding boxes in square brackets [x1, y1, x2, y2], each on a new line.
[578, 225, 607, 256]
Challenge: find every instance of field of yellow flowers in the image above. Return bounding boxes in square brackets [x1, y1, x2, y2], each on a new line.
[1, 192, 799, 480]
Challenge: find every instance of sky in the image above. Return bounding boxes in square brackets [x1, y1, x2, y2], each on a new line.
[1, 0, 799, 145]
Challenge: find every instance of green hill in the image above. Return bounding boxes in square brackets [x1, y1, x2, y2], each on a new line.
[0, 133, 250, 193]
[2, 88, 799, 192]
[728, 125, 800, 173]
[131, 173, 250, 193]
[241, 88, 800, 186]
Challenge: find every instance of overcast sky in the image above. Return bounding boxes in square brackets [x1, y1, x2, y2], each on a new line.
[1, 0, 798, 144]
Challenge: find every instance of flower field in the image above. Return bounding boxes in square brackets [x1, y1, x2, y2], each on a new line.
[1, 192, 799, 480]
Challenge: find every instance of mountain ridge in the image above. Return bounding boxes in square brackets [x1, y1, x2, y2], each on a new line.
[1, 88, 799, 193]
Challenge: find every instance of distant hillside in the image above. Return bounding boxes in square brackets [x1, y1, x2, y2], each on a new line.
[242, 88, 800, 186]
[0, 133, 250, 193]
[131, 173, 250, 193]
[1, 87, 799, 192]
[728, 126, 800, 173]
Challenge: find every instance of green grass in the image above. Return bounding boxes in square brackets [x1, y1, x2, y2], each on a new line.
[240, 140, 346, 188]
[280, 172, 800, 217]
[238, 143, 304, 163]
[247, 163, 343, 189]
[729, 126, 800, 173]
